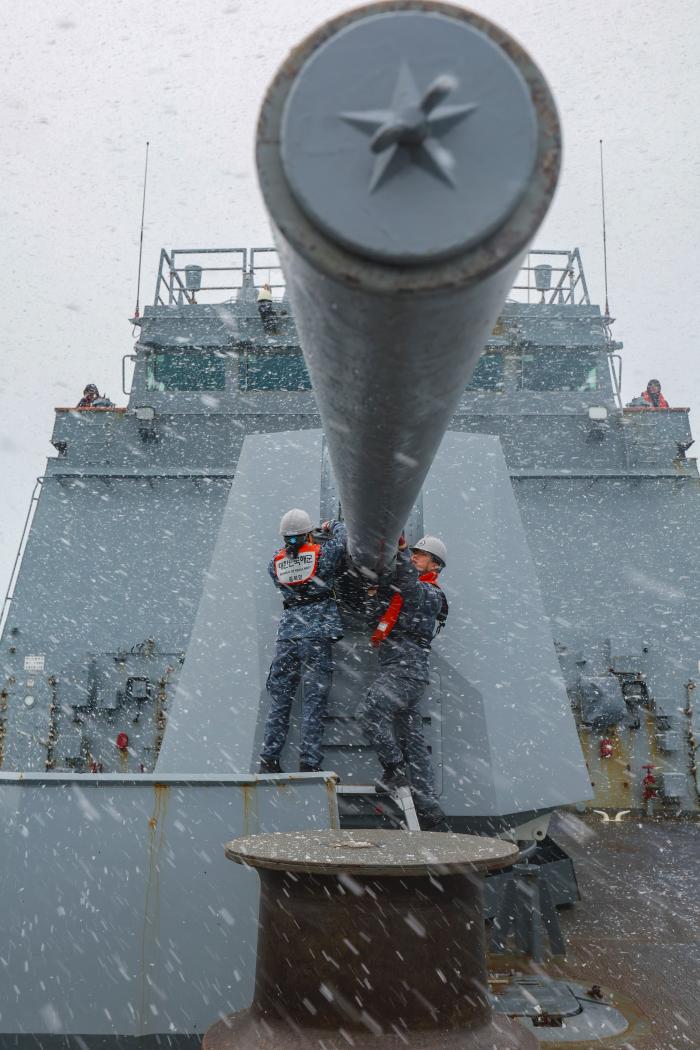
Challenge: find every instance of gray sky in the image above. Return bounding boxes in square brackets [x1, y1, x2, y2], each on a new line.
[1, 0, 698, 595]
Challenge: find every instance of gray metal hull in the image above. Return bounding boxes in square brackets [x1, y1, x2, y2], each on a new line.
[0, 772, 338, 1039]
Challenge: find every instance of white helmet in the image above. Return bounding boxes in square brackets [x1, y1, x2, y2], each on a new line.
[279, 508, 314, 536]
[412, 535, 447, 567]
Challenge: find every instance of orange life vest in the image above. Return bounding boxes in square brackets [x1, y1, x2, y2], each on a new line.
[370, 570, 443, 648]
[273, 543, 320, 586]
[642, 389, 669, 409]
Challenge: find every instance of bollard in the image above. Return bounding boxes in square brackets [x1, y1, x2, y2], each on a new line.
[204, 829, 537, 1049]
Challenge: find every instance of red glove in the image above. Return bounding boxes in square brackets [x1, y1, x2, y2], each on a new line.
[370, 620, 390, 648]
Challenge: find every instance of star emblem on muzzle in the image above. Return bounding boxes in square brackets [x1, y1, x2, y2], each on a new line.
[340, 62, 478, 192]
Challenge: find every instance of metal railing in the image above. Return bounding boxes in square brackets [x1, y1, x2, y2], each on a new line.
[250, 247, 285, 298]
[608, 352, 623, 409]
[154, 248, 248, 305]
[0, 479, 43, 637]
[153, 246, 591, 307]
[153, 247, 289, 306]
[509, 249, 591, 306]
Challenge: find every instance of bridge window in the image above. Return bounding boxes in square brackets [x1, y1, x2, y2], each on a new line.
[239, 352, 312, 391]
[147, 351, 227, 391]
[466, 352, 504, 391]
[520, 350, 597, 391]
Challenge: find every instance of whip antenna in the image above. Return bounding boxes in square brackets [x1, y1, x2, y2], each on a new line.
[133, 141, 150, 320]
[599, 138, 611, 319]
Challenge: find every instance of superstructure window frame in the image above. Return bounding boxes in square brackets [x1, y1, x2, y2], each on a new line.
[146, 348, 229, 392]
[238, 348, 312, 392]
[466, 351, 505, 392]
[517, 347, 598, 392]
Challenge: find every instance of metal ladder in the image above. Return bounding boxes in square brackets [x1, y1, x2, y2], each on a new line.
[391, 784, 421, 830]
[337, 784, 421, 830]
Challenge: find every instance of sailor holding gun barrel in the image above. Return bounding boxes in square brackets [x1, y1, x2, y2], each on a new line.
[258, 509, 347, 773]
[359, 533, 450, 831]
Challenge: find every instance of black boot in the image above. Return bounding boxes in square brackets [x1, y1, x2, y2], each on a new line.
[258, 757, 283, 774]
[299, 762, 322, 772]
[376, 764, 410, 792]
[420, 813, 452, 833]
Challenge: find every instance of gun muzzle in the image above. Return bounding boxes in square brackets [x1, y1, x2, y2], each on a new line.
[257, 1, 560, 578]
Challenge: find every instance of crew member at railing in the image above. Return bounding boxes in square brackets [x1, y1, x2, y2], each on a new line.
[627, 380, 670, 409]
[76, 383, 115, 409]
[641, 379, 669, 409]
[257, 283, 277, 334]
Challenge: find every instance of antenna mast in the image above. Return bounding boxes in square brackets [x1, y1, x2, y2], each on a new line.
[133, 141, 150, 320]
[599, 138, 611, 319]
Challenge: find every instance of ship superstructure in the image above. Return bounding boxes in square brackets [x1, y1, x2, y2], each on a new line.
[1, 246, 697, 814]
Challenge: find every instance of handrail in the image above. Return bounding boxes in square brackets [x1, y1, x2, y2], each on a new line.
[46, 472, 235, 479]
[54, 407, 128, 413]
[155, 248, 249, 305]
[155, 248, 195, 306]
[0, 479, 44, 637]
[122, 353, 136, 395]
[623, 406, 689, 414]
[154, 248, 171, 305]
[573, 247, 590, 303]
[250, 247, 285, 297]
[150, 245, 592, 307]
[511, 248, 591, 306]
[608, 352, 622, 408]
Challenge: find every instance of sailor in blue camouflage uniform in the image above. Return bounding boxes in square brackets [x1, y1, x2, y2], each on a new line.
[259, 508, 347, 773]
[359, 534, 449, 830]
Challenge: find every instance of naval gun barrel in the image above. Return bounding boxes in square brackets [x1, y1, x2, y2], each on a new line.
[257, 1, 560, 578]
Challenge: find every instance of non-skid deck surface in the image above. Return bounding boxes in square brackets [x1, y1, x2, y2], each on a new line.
[526, 814, 700, 1049]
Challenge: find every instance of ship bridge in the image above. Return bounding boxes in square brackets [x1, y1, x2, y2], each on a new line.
[47, 244, 695, 480]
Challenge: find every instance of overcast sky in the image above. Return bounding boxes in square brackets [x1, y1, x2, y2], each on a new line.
[1, 0, 698, 596]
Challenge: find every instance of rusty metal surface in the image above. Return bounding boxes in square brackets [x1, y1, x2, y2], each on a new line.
[205, 852, 536, 1049]
[516, 814, 700, 1049]
[224, 827, 519, 874]
[203, 1011, 538, 1049]
[205, 818, 699, 1049]
[0, 772, 339, 1037]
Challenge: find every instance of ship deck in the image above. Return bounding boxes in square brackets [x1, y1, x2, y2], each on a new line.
[499, 813, 700, 1049]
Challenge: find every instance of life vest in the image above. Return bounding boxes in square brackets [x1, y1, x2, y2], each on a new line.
[642, 389, 669, 409]
[370, 571, 448, 648]
[274, 543, 320, 586]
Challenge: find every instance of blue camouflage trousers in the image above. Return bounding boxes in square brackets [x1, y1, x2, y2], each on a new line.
[358, 670, 444, 823]
[261, 637, 332, 768]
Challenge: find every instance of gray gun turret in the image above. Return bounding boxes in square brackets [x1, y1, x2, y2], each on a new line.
[157, 2, 588, 826]
[256, 0, 561, 578]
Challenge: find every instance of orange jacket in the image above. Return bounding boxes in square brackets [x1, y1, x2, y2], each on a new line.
[642, 389, 669, 409]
